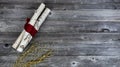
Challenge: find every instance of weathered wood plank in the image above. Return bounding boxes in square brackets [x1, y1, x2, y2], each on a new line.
[1, 43, 120, 56]
[0, 56, 120, 67]
[1, 9, 120, 21]
[1, 32, 120, 56]
[0, 0, 120, 4]
[0, 3, 120, 10]
[1, 32, 120, 43]
[1, 20, 120, 32]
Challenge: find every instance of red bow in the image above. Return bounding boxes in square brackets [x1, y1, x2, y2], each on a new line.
[24, 18, 38, 37]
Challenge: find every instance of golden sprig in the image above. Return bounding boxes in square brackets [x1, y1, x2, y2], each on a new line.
[14, 43, 53, 67]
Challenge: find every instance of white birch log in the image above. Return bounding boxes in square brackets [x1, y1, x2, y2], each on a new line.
[16, 8, 51, 52]
[12, 3, 45, 51]
[35, 8, 51, 30]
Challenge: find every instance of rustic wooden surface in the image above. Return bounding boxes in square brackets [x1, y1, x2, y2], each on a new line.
[1, 0, 120, 67]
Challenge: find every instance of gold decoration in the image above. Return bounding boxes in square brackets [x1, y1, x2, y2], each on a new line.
[14, 43, 52, 67]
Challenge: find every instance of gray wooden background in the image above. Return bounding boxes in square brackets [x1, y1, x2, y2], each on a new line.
[1, 0, 120, 67]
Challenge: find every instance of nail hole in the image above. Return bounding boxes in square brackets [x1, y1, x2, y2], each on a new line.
[4, 44, 10, 48]
[72, 62, 75, 65]
[92, 58, 94, 60]
[63, 8, 66, 10]
[71, 61, 78, 66]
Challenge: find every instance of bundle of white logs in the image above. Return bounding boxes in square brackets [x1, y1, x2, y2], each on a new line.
[12, 3, 51, 52]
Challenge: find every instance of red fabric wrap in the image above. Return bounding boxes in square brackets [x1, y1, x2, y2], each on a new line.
[24, 18, 38, 37]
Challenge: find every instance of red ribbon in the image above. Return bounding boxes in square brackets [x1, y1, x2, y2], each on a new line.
[24, 18, 38, 37]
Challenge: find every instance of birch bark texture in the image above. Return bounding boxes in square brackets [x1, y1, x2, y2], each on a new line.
[12, 3, 51, 52]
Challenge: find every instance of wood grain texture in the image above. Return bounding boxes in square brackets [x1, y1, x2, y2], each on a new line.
[0, 0, 120, 4]
[1, 3, 120, 10]
[0, 0, 120, 67]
